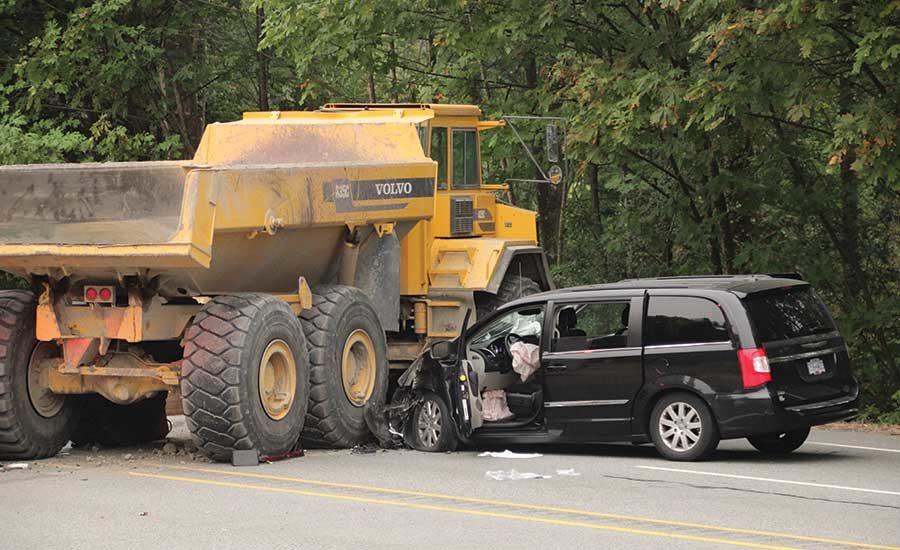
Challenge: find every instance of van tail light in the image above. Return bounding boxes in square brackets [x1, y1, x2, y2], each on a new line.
[738, 348, 771, 389]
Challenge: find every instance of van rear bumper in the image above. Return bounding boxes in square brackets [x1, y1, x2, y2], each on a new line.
[712, 380, 859, 439]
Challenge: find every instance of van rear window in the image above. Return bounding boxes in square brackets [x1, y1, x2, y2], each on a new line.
[744, 287, 835, 343]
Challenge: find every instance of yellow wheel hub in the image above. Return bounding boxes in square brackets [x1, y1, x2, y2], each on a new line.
[258, 339, 297, 421]
[27, 342, 64, 419]
[341, 329, 376, 407]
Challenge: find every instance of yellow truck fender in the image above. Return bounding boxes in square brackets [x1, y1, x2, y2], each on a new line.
[484, 245, 554, 294]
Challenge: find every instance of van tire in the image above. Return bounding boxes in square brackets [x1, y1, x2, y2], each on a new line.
[0, 290, 79, 459]
[300, 286, 388, 449]
[748, 428, 810, 455]
[182, 294, 309, 462]
[409, 392, 457, 452]
[650, 392, 719, 461]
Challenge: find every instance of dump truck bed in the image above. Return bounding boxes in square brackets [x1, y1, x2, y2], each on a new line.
[0, 113, 437, 296]
[0, 161, 189, 245]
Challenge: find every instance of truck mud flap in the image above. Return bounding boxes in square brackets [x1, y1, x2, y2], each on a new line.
[354, 230, 400, 332]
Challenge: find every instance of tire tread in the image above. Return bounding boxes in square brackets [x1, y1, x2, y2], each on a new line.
[0, 290, 69, 459]
[299, 285, 384, 448]
[181, 293, 273, 461]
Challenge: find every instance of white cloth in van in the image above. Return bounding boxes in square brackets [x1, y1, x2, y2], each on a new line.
[482, 389, 515, 421]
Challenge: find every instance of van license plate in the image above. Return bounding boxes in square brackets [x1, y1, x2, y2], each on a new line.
[807, 358, 826, 376]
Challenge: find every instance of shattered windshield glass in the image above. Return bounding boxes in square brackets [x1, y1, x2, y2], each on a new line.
[471, 307, 544, 345]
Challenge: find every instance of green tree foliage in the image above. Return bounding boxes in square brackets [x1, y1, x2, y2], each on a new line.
[1, 0, 898, 418]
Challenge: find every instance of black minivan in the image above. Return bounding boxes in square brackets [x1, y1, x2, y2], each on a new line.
[389, 275, 858, 461]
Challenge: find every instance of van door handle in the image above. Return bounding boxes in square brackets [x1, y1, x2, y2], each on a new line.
[546, 364, 567, 371]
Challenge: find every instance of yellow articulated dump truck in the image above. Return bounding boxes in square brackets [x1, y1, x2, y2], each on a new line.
[0, 103, 551, 461]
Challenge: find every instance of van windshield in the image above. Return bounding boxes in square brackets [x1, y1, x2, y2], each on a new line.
[743, 287, 836, 343]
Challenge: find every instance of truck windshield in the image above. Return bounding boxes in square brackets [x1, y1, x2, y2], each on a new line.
[744, 287, 836, 343]
[451, 129, 480, 188]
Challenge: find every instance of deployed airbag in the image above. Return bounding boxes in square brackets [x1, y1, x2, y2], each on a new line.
[510, 342, 540, 382]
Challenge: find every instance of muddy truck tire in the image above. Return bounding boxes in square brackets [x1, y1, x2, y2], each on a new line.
[476, 274, 542, 319]
[181, 294, 310, 462]
[0, 290, 80, 459]
[300, 285, 388, 448]
[71, 392, 170, 447]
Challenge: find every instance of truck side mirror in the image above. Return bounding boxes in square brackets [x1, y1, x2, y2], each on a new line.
[430, 340, 455, 361]
[545, 123, 560, 163]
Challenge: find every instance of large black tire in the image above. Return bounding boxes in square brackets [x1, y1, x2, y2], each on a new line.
[181, 294, 310, 462]
[300, 285, 388, 448]
[0, 290, 79, 459]
[408, 392, 457, 452]
[649, 392, 719, 461]
[748, 428, 810, 455]
[71, 392, 170, 447]
[476, 274, 542, 319]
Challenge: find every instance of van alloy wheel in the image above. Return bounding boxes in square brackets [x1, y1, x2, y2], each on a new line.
[659, 402, 702, 452]
[650, 392, 719, 461]
[417, 400, 442, 448]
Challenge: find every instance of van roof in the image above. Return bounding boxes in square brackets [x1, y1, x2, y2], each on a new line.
[520, 275, 809, 303]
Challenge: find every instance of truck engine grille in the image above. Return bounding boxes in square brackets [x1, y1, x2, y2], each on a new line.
[450, 196, 474, 235]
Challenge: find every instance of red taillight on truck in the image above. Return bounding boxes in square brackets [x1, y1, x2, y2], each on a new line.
[83, 285, 115, 304]
[738, 348, 771, 389]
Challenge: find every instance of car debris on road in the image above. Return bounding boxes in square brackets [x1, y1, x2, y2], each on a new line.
[478, 450, 543, 459]
[485, 469, 551, 481]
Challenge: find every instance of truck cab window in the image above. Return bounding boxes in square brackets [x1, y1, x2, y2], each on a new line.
[430, 127, 448, 190]
[452, 129, 480, 189]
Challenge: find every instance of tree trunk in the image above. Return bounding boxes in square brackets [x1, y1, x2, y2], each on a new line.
[389, 38, 399, 102]
[525, 56, 563, 263]
[588, 162, 602, 237]
[256, 7, 269, 111]
[367, 71, 377, 102]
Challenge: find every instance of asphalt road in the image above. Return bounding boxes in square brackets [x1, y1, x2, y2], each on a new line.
[1, 420, 899, 550]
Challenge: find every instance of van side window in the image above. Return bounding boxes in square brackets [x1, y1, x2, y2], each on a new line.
[430, 127, 448, 190]
[552, 302, 631, 352]
[645, 297, 730, 346]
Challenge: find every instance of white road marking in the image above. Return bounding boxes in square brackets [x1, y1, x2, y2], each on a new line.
[636, 465, 900, 497]
[807, 441, 900, 454]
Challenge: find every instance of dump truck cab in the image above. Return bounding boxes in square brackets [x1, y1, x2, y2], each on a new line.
[323, 103, 552, 354]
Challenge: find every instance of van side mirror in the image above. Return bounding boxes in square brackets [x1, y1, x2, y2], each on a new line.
[430, 340, 455, 361]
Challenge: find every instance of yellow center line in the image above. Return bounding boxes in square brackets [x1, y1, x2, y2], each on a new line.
[151, 463, 900, 550]
[129, 471, 797, 550]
